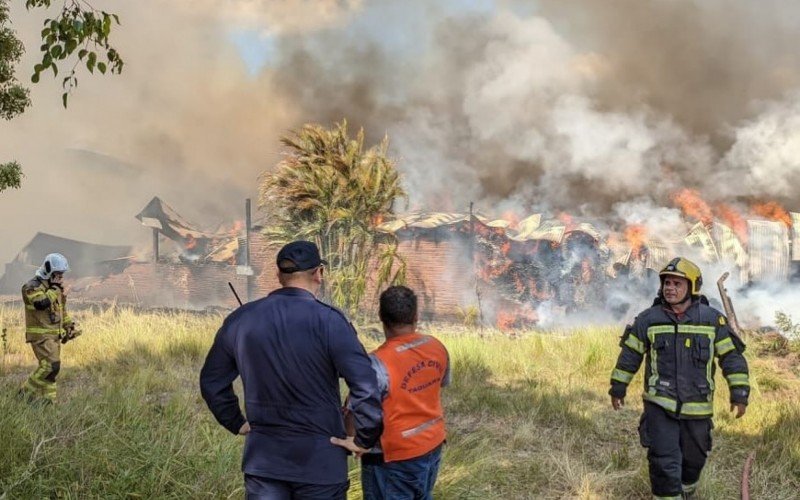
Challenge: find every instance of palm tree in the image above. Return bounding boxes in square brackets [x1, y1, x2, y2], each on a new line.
[258, 120, 407, 316]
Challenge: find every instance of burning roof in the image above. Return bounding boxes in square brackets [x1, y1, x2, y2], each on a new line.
[377, 211, 603, 244]
[135, 197, 241, 263]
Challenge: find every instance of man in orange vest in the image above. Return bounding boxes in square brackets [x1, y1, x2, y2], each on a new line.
[332, 285, 450, 500]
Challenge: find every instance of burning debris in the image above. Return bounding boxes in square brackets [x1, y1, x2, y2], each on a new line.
[135, 197, 243, 264]
[379, 196, 800, 330]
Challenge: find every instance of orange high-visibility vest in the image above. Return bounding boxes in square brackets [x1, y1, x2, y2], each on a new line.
[373, 332, 448, 462]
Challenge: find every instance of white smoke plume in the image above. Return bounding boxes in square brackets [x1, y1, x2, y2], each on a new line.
[1, 0, 798, 328]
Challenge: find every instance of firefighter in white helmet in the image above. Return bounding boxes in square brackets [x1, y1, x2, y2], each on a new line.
[19, 253, 81, 403]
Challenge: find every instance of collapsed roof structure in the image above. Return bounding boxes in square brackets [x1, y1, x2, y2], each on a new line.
[378, 210, 800, 282]
[0, 233, 132, 293]
[376, 209, 799, 327]
[135, 196, 242, 264]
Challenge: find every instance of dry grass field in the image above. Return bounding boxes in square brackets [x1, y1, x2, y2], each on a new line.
[1, 305, 798, 499]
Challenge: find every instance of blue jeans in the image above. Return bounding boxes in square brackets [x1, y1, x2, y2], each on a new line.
[361, 444, 443, 500]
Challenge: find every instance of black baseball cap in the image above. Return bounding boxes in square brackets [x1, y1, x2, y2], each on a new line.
[276, 240, 328, 273]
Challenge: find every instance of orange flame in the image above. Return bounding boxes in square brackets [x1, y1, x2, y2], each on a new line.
[751, 201, 792, 227]
[714, 204, 748, 244]
[624, 225, 648, 256]
[556, 212, 576, 231]
[672, 188, 713, 225]
[496, 310, 517, 331]
[500, 210, 520, 230]
[185, 234, 197, 250]
[496, 304, 538, 331]
[371, 214, 385, 227]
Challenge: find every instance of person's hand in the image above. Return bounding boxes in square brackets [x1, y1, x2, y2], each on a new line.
[238, 422, 251, 435]
[731, 403, 747, 419]
[611, 397, 624, 411]
[330, 436, 370, 458]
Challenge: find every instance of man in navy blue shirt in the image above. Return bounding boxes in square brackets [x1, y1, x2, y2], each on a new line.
[200, 240, 383, 499]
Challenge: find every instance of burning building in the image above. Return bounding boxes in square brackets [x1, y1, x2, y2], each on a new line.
[375, 202, 800, 328]
[1, 195, 796, 328]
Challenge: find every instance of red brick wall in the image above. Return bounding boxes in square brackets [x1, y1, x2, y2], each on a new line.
[361, 236, 474, 320]
[396, 237, 474, 320]
[73, 233, 280, 309]
[71, 232, 476, 319]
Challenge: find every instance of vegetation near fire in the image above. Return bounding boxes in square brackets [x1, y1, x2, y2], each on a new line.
[258, 120, 408, 317]
[1, 305, 798, 499]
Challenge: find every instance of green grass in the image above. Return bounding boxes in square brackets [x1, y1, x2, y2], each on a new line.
[1, 305, 798, 499]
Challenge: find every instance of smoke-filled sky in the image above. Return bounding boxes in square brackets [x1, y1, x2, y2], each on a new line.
[1, 0, 800, 266]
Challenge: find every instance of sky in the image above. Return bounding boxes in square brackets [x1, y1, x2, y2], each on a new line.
[1, 0, 799, 273]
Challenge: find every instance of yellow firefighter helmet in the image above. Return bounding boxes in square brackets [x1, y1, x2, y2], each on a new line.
[659, 257, 703, 295]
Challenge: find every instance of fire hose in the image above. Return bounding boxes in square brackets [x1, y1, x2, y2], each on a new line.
[741, 451, 756, 500]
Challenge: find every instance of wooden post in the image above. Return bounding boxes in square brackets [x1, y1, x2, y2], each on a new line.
[152, 228, 159, 262]
[245, 198, 253, 302]
[469, 201, 475, 259]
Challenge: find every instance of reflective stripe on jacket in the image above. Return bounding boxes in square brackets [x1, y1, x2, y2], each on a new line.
[374, 332, 448, 462]
[22, 278, 70, 340]
[609, 298, 750, 418]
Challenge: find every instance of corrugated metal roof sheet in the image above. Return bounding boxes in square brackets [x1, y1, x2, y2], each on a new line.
[517, 220, 566, 243]
[645, 239, 672, 272]
[376, 212, 471, 233]
[135, 197, 240, 263]
[712, 223, 749, 283]
[511, 214, 543, 240]
[748, 220, 789, 282]
[685, 223, 719, 262]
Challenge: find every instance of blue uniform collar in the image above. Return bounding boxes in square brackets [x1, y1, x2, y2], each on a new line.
[269, 287, 317, 299]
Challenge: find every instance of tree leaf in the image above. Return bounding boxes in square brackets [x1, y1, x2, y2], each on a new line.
[102, 15, 111, 37]
[62, 92, 68, 109]
[97, 62, 106, 74]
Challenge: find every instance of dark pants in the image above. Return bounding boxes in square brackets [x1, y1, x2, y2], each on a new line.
[639, 402, 712, 498]
[361, 444, 443, 500]
[244, 474, 349, 500]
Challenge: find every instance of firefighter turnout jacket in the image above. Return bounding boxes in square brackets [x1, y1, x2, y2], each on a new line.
[21, 277, 74, 402]
[610, 297, 749, 418]
[22, 278, 73, 340]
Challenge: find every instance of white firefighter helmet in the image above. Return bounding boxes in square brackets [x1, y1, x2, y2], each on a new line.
[35, 253, 70, 280]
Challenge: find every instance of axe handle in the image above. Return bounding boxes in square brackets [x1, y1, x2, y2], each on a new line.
[717, 272, 743, 335]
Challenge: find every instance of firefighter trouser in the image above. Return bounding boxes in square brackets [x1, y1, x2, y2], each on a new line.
[639, 402, 712, 499]
[21, 336, 61, 402]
